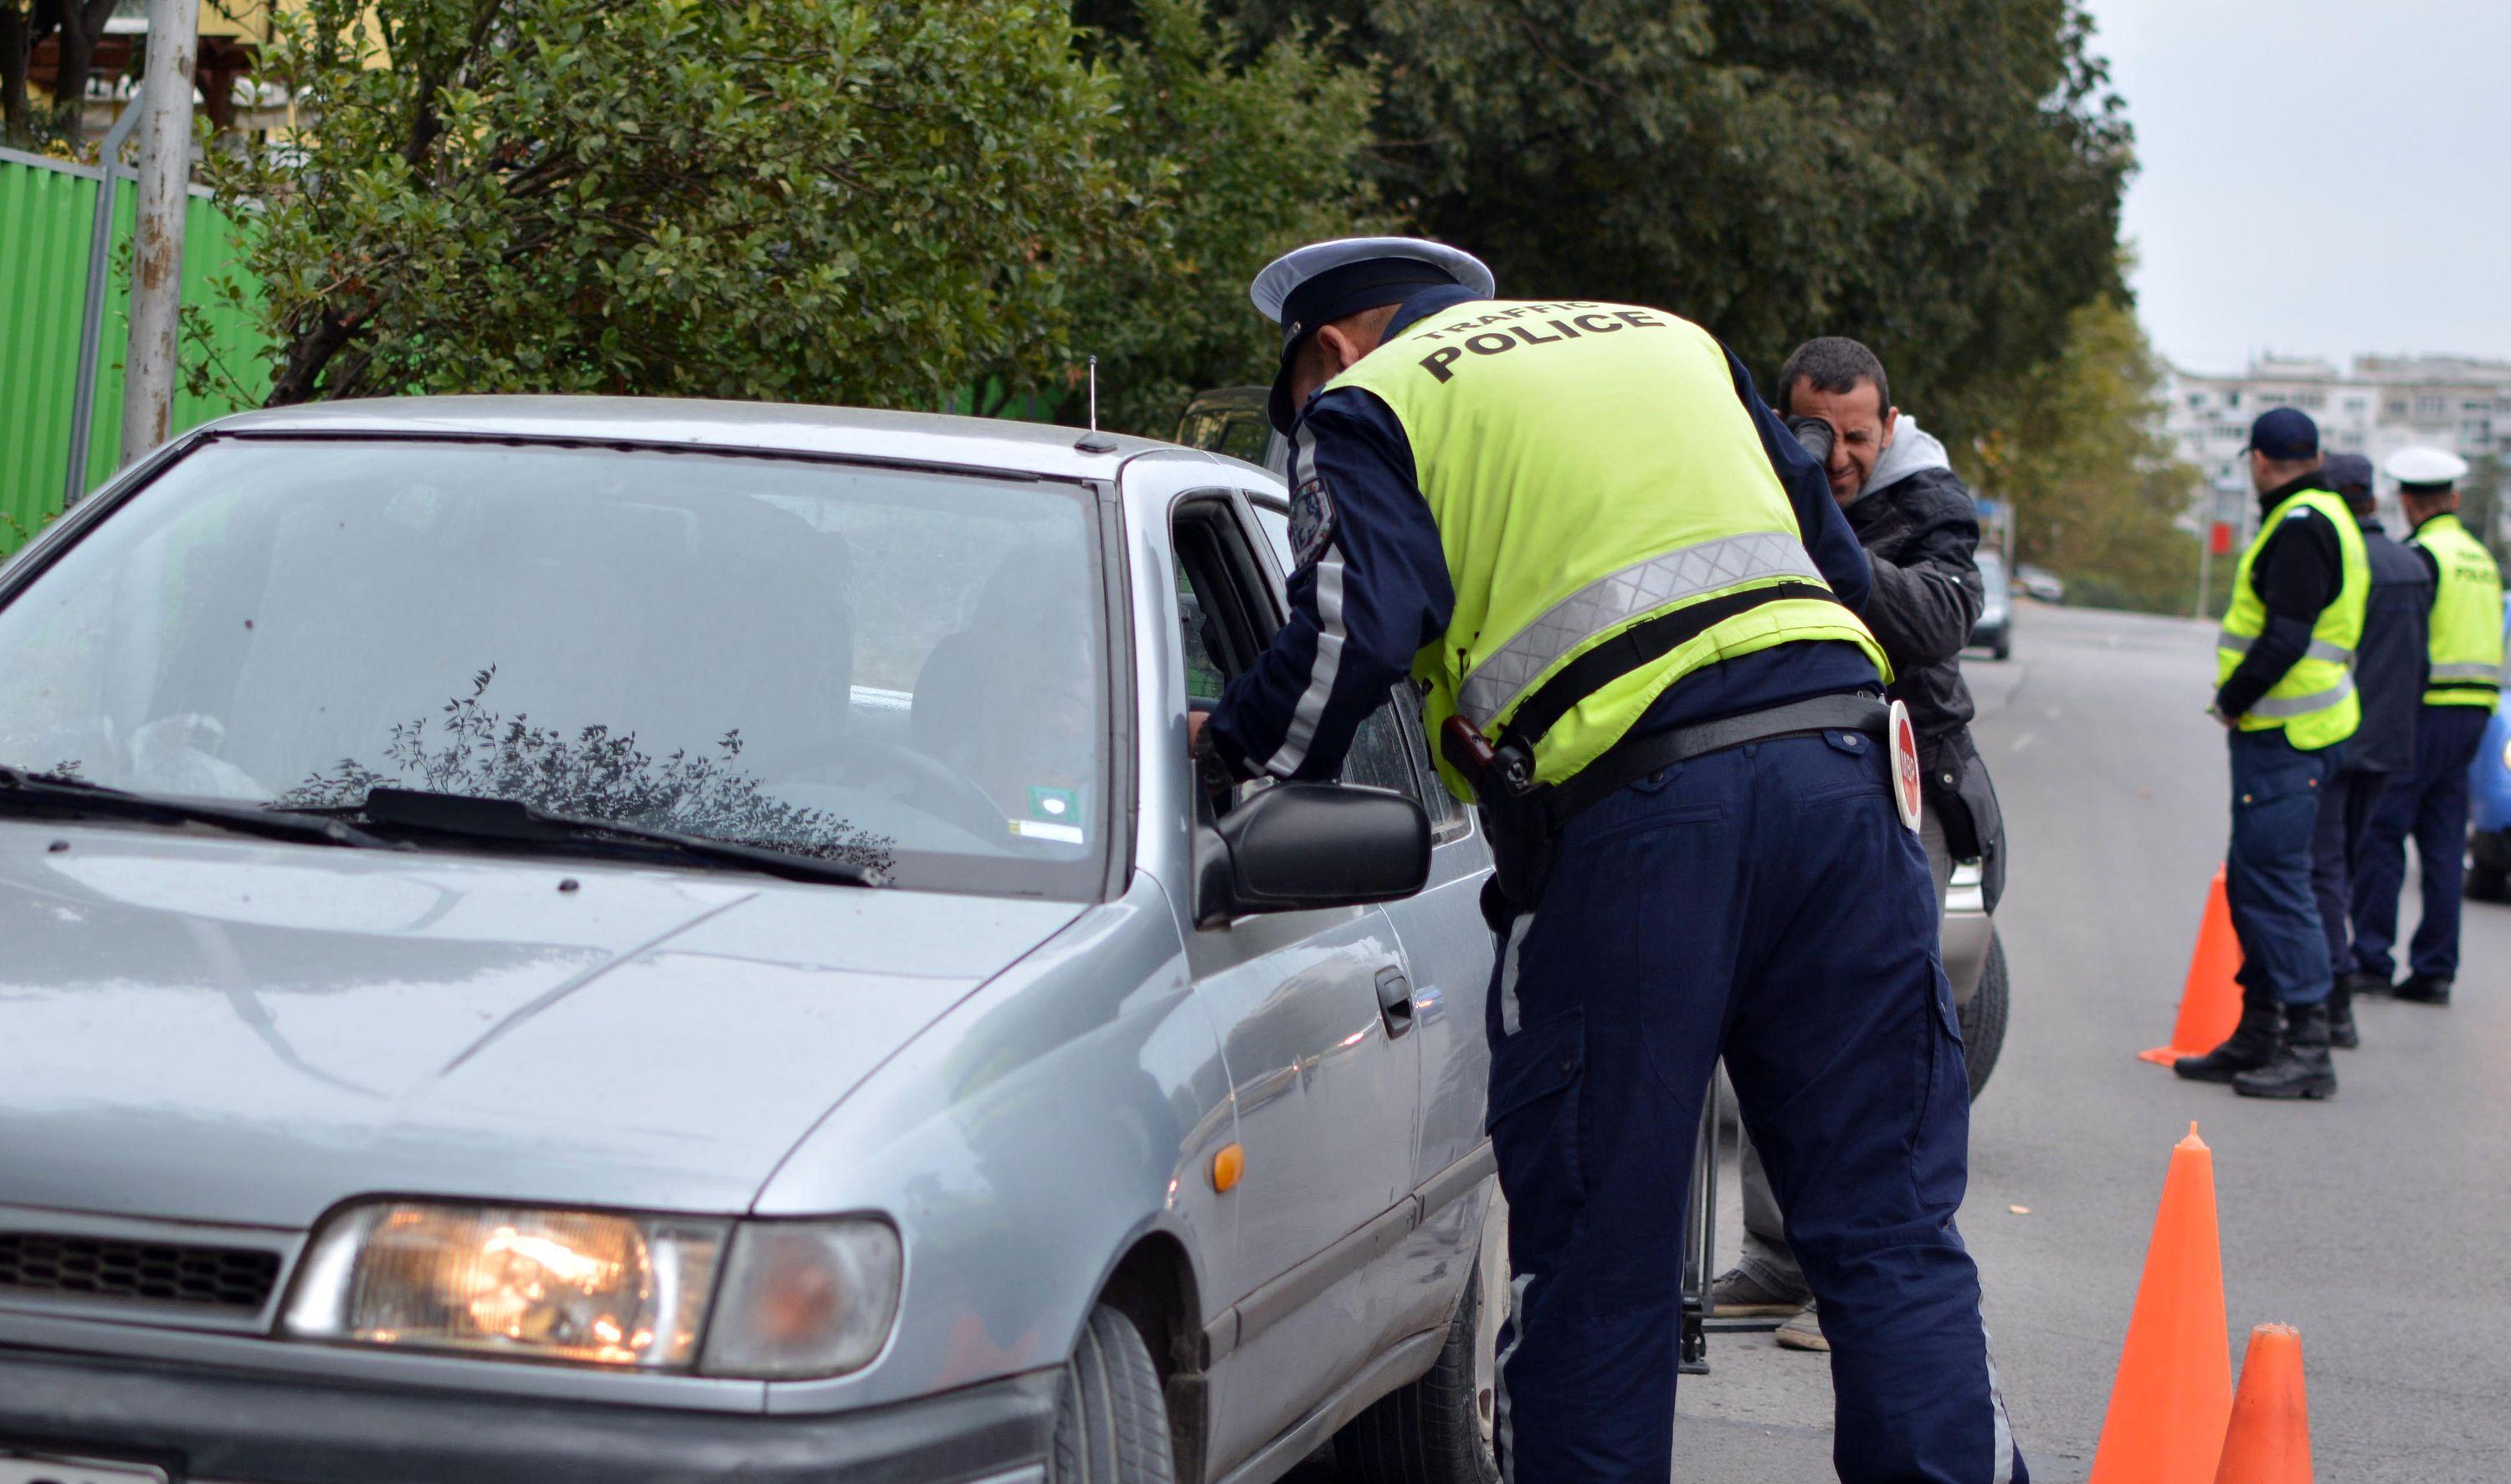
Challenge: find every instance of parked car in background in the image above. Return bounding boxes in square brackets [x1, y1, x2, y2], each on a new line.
[2015, 562, 2066, 604]
[1971, 550, 2014, 660]
[2466, 596, 2511, 903]
[0, 398, 1511, 1484]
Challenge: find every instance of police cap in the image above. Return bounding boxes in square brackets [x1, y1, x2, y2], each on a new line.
[1251, 236, 1495, 433]
[2384, 445, 2468, 493]
[2320, 452, 2374, 498]
[2243, 407, 2319, 460]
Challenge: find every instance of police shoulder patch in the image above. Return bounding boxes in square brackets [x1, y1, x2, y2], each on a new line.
[1288, 475, 1338, 570]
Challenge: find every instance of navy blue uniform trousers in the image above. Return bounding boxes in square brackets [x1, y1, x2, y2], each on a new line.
[2309, 765, 2390, 978]
[2351, 705, 2492, 981]
[1484, 729, 2021, 1484]
[2225, 729, 2338, 1006]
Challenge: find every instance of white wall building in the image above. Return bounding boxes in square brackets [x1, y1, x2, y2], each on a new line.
[2162, 354, 2511, 546]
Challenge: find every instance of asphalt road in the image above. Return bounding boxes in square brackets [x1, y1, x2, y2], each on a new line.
[1671, 599, 2511, 1481]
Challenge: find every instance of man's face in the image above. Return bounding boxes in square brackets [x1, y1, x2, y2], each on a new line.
[1787, 378, 1896, 506]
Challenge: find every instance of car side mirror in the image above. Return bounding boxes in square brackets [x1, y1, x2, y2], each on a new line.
[1195, 783, 1430, 928]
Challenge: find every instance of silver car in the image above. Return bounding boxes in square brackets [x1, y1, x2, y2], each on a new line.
[0, 400, 1507, 1484]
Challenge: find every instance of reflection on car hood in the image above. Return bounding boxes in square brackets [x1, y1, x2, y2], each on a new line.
[0, 822, 1084, 1226]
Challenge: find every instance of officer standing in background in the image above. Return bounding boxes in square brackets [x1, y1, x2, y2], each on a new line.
[2349, 448, 2505, 1004]
[2176, 408, 2367, 1100]
[2303, 453, 2431, 1050]
[1194, 238, 2025, 1483]
[1713, 336, 2003, 1354]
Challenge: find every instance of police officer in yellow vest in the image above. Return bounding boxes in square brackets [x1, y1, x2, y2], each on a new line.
[1194, 238, 2025, 1482]
[2177, 408, 2369, 1099]
[2349, 446, 2506, 1003]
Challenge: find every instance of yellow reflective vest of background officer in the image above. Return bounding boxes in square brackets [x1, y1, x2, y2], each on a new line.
[1329, 300, 1892, 794]
[2411, 511, 2504, 708]
[2216, 486, 2370, 750]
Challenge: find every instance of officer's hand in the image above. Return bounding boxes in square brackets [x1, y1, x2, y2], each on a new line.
[1189, 711, 1209, 752]
[2210, 705, 2235, 729]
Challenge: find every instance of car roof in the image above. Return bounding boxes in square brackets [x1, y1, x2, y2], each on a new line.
[203, 395, 1189, 481]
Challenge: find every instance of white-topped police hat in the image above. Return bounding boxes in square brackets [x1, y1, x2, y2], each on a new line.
[1250, 236, 1495, 432]
[2384, 446, 2469, 490]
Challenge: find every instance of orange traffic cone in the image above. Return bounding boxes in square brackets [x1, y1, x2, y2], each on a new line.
[2088, 1123, 2233, 1484]
[2141, 866, 2243, 1066]
[2214, 1323, 2312, 1483]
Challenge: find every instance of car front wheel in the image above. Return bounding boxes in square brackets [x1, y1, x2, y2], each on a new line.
[1333, 1194, 1506, 1484]
[1052, 1304, 1177, 1484]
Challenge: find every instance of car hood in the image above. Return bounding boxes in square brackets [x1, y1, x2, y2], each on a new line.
[0, 821, 1085, 1226]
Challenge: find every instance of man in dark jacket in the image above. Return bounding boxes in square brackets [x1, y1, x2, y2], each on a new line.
[1713, 336, 2004, 1349]
[2307, 453, 2430, 1048]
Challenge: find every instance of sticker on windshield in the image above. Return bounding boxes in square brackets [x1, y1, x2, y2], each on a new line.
[1289, 475, 1338, 570]
[1028, 785, 1079, 822]
[1010, 819, 1086, 845]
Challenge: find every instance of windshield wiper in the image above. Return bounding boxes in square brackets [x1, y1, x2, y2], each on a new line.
[0, 767, 403, 852]
[293, 788, 887, 888]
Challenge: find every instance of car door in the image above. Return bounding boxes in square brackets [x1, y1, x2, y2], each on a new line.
[1168, 491, 1429, 1476]
[1245, 494, 1498, 1283]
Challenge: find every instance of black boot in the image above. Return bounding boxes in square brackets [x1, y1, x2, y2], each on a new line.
[2393, 973, 2452, 1005]
[2341, 968, 2395, 999]
[2326, 978, 2360, 1050]
[2175, 982, 2278, 1083]
[2234, 1004, 2338, 1100]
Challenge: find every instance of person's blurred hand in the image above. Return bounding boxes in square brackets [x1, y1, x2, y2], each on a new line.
[1189, 711, 1209, 751]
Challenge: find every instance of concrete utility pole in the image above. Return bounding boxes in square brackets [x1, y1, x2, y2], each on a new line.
[120, 0, 202, 467]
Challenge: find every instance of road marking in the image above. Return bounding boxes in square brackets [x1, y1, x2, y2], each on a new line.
[2010, 732, 2036, 753]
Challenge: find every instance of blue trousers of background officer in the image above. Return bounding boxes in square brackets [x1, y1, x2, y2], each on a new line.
[2309, 765, 2388, 976]
[1485, 729, 2023, 1484]
[2225, 731, 2338, 1009]
[2350, 706, 2493, 982]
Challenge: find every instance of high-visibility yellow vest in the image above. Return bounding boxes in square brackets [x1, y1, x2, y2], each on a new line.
[1327, 299, 1890, 795]
[2216, 486, 2369, 751]
[2408, 512, 2504, 708]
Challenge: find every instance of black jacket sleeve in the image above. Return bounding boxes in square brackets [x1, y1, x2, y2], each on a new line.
[1860, 470, 1985, 669]
[2215, 505, 2344, 719]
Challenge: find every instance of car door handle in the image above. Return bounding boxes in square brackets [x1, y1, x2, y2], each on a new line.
[1375, 967, 1415, 1040]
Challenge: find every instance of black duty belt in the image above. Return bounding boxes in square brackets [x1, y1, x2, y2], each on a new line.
[1540, 691, 1889, 826]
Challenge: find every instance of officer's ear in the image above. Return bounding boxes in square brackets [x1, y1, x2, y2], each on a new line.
[1314, 322, 1369, 379]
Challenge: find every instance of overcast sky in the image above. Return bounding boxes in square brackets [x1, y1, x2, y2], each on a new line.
[2077, 0, 2511, 376]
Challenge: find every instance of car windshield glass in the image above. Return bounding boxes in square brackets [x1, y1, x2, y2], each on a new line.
[0, 438, 1111, 899]
[1976, 551, 2008, 592]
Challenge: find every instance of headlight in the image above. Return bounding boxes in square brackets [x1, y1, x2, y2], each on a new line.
[281, 1202, 901, 1379]
[283, 1204, 727, 1368]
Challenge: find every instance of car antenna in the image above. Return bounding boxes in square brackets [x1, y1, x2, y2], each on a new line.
[1075, 353, 1118, 454]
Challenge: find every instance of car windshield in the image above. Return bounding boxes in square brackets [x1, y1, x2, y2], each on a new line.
[1976, 550, 2008, 593]
[0, 437, 1112, 898]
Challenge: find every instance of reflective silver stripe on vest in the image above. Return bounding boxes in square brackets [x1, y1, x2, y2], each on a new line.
[2431, 661, 2503, 681]
[1456, 531, 1824, 729]
[2244, 670, 2356, 719]
[2216, 628, 2354, 665]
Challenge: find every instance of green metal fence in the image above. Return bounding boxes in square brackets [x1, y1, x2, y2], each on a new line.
[0, 147, 270, 555]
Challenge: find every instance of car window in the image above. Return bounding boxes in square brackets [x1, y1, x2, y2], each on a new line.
[0, 439, 1112, 899]
[1228, 501, 1428, 804]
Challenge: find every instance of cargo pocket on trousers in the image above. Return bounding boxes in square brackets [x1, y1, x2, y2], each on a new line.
[1486, 1007, 1587, 1261]
[1911, 982, 1969, 1213]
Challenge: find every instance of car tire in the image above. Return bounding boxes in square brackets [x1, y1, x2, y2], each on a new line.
[1333, 1199, 1505, 1484]
[1959, 931, 2010, 1102]
[1993, 632, 2012, 661]
[1052, 1304, 1177, 1484]
[2468, 861, 2509, 903]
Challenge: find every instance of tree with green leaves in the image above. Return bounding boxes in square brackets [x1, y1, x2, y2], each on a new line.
[198, 0, 1380, 429]
[1967, 292, 2205, 614]
[1210, 0, 2132, 449]
[201, 0, 1137, 408]
[1055, 0, 1380, 434]
[1, 0, 117, 146]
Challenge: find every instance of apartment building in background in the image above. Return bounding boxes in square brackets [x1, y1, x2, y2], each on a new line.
[2163, 353, 2511, 546]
